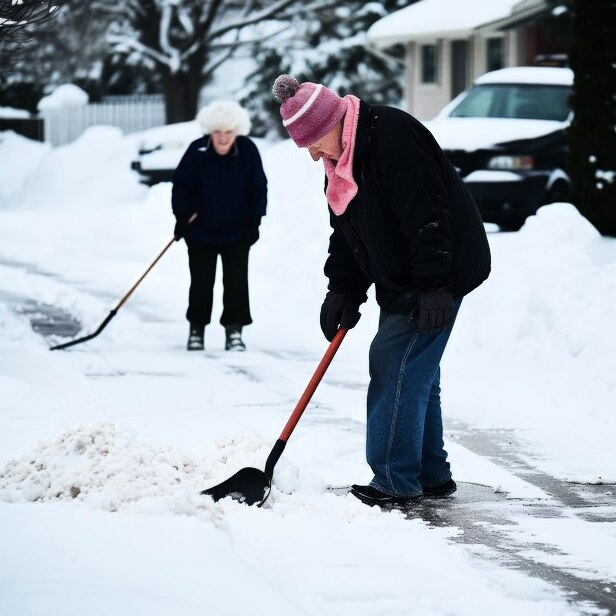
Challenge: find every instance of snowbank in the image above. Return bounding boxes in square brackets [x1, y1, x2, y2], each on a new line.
[1, 126, 145, 208]
[0, 132, 51, 204]
[447, 202, 616, 481]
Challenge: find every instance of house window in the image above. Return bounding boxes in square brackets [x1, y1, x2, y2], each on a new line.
[487, 38, 504, 72]
[421, 44, 438, 83]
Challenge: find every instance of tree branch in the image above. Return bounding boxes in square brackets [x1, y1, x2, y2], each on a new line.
[158, 2, 181, 72]
[206, 0, 299, 41]
[107, 32, 173, 70]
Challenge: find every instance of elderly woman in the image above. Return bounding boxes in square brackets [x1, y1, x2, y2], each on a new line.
[172, 100, 267, 351]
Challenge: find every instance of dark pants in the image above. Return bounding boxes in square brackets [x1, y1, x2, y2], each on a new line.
[186, 243, 252, 327]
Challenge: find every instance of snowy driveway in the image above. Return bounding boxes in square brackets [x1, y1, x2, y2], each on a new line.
[1, 134, 615, 615]
[0, 275, 614, 615]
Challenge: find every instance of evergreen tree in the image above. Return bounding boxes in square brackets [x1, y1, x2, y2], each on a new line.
[568, 0, 616, 236]
[242, 1, 416, 137]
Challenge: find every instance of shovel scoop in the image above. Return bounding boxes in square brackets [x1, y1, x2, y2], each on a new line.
[201, 329, 347, 506]
[201, 467, 272, 506]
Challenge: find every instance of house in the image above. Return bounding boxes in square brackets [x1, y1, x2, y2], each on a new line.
[367, 0, 572, 120]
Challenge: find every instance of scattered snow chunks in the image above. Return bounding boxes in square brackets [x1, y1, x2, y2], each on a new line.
[0, 423, 223, 522]
[210, 433, 267, 468]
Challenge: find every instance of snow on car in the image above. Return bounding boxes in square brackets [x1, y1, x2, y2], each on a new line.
[130, 121, 203, 185]
[425, 66, 573, 230]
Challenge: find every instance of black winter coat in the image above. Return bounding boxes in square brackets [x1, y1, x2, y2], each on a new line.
[172, 135, 267, 245]
[324, 101, 491, 312]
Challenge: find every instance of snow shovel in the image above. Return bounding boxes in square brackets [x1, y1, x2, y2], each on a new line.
[201, 327, 348, 506]
[50, 213, 197, 351]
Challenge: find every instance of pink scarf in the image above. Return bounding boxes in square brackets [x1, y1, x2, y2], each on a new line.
[323, 95, 360, 216]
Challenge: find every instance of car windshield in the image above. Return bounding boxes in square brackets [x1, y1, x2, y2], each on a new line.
[449, 84, 571, 121]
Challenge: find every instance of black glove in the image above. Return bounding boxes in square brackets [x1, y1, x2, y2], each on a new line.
[173, 215, 192, 241]
[417, 288, 455, 335]
[244, 215, 261, 246]
[320, 292, 362, 341]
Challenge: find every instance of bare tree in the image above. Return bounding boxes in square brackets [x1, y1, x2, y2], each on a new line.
[103, 0, 335, 124]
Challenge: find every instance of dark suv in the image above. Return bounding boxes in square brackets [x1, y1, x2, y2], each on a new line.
[425, 67, 573, 230]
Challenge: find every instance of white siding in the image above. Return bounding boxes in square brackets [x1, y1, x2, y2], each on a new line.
[405, 40, 454, 120]
[404, 31, 520, 120]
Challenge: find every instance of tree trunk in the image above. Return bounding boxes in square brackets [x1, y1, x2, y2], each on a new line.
[568, 0, 616, 236]
[162, 60, 202, 124]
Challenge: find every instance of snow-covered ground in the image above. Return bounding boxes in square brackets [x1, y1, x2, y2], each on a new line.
[0, 126, 615, 615]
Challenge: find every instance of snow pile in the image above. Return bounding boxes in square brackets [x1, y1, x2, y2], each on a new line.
[514, 204, 612, 356]
[37, 84, 89, 111]
[0, 419, 345, 520]
[0, 132, 50, 203]
[0, 423, 223, 520]
[6, 126, 145, 208]
[475, 203, 614, 356]
[449, 202, 616, 481]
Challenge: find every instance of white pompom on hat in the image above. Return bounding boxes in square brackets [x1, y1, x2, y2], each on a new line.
[196, 100, 251, 135]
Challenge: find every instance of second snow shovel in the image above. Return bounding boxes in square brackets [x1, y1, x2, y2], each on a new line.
[50, 213, 197, 351]
[201, 327, 347, 506]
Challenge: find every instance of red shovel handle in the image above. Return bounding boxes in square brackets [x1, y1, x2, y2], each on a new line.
[279, 328, 347, 442]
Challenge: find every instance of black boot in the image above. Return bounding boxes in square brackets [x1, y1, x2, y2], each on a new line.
[187, 323, 205, 351]
[225, 325, 245, 351]
[423, 479, 457, 497]
[350, 484, 422, 507]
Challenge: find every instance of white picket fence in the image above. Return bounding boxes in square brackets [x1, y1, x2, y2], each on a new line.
[41, 95, 165, 146]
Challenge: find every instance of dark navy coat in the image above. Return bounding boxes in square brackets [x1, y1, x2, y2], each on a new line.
[172, 135, 267, 245]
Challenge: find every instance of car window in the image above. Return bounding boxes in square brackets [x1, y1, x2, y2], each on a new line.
[449, 84, 571, 121]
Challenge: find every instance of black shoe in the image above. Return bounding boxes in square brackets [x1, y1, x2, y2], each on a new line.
[423, 479, 457, 497]
[350, 484, 422, 507]
[225, 326, 246, 352]
[187, 324, 205, 351]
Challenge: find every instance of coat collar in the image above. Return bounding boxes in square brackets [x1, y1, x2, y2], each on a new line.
[197, 136, 240, 157]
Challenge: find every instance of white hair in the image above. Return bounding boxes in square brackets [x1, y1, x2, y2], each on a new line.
[196, 100, 251, 135]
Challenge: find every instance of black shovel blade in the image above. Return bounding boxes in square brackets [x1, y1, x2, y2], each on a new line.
[200, 467, 271, 506]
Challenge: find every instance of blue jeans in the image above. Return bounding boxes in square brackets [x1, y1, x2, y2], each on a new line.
[366, 300, 461, 497]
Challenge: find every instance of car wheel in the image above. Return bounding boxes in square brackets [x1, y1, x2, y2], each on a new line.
[545, 180, 569, 204]
[498, 218, 525, 232]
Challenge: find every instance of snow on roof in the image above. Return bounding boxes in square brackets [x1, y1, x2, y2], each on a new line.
[367, 0, 519, 47]
[475, 67, 574, 86]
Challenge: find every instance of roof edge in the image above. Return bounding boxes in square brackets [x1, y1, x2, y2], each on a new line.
[476, 0, 549, 32]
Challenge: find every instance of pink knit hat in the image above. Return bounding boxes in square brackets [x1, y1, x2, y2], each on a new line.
[272, 75, 347, 148]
